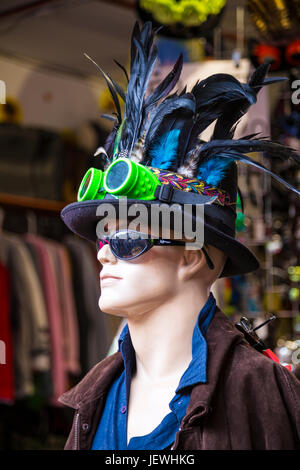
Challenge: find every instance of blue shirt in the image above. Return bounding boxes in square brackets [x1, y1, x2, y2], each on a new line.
[91, 292, 216, 450]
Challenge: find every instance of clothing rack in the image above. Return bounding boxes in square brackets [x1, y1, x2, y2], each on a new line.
[0, 196, 115, 450]
[0, 192, 65, 213]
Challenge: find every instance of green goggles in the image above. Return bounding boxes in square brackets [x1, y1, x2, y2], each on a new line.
[77, 158, 161, 202]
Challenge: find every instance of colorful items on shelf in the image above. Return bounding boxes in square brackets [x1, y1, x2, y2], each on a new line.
[138, 0, 226, 27]
[247, 0, 300, 42]
[136, 0, 226, 39]
[249, 38, 300, 72]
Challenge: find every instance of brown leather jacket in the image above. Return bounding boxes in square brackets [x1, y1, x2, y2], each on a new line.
[59, 307, 300, 450]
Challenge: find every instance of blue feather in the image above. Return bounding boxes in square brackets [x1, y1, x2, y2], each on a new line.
[197, 156, 233, 186]
[150, 129, 180, 169]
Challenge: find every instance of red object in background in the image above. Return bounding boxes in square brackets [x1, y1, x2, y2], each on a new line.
[0, 262, 15, 403]
[252, 44, 282, 70]
[286, 38, 300, 66]
[263, 348, 292, 371]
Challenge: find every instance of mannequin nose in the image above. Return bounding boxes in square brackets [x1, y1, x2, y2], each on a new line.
[97, 243, 117, 265]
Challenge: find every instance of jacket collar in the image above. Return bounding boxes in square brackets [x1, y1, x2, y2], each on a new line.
[58, 353, 124, 409]
[182, 306, 245, 426]
[58, 307, 245, 415]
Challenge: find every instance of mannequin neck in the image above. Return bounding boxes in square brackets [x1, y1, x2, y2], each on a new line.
[126, 279, 211, 384]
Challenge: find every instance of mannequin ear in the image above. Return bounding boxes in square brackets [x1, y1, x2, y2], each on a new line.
[178, 249, 206, 282]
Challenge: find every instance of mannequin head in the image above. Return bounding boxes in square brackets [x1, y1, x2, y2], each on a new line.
[97, 223, 227, 319]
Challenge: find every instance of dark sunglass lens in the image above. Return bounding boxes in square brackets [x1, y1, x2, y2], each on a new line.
[110, 234, 149, 259]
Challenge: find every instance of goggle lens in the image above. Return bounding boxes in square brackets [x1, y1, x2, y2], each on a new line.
[79, 170, 92, 199]
[105, 160, 129, 191]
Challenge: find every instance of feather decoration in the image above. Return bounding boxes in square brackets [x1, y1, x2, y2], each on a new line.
[130, 133, 146, 163]
[248, 62, 287, 91]
[194, 136, 300, 191]
[119, 22, 157, 157]
[93, 146, 109, 168]
[197, 157, 234, 186]
[87, 20, 300, 200]
[84, 53, 123, 125]
[101, 114, 117, 122]
[199, 139, 300, 166]
[106, 71, 126, 102]
[178, 134, 266, 179]
[143, 53, 183, 116]
[180, 73, 260, 160]
[215, 150, 300, 196]
[149, 129, 181, 169]
[197, 140, 300, 194]
[212, 64, 287, 140]
[113, 59, 129, 83]
[177, 144, 203, 178]
[104, 126, 118, 162]
[143, 93, 195, 161]
[176, 65, 282, 156]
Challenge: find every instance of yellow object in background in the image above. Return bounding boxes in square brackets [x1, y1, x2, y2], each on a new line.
[263, 289, 282, 312]
[99, 87, 125, 114]
[0, 96, 23, 124]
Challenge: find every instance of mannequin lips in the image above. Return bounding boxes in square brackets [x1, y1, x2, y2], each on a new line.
[100, 272, 122, 285]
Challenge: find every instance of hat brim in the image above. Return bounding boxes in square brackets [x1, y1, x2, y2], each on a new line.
[60, 199, 259, 278]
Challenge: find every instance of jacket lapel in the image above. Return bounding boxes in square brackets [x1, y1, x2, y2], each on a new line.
[58, 352, 124, 409]
[181, 306, 246, 427]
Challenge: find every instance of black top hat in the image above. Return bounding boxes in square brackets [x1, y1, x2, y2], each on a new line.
[61, 22, 300, 278]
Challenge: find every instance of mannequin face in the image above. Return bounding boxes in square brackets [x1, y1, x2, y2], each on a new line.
[98, 242, 185, 318]
[97, 219, 227, 318]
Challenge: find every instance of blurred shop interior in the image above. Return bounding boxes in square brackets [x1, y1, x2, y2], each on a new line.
[0, 0, 300, 449]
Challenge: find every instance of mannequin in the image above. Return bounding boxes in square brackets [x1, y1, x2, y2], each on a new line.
[98, 241, 226, 441]
[59, 22, 300, 450]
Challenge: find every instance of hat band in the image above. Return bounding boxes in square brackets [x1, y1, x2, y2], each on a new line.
[149, 167, 233, 206]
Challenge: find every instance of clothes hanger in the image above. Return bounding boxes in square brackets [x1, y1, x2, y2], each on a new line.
[0, 206, 5, 235]
[26, 209, 38, 235]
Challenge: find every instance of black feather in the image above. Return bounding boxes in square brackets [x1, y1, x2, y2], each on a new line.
[212, 64, 281, 140]
[195, 138, 300, 194]
[119, 22, 157, 156]
[205, 149, 300, 195]
[84, 53, 123, 124]
[199, 139, 300, 166]
[180, 73, 257, 156]
[144, 53, 183, 115]
[106, 72, 126, 102]
[113, 59, 129, 83]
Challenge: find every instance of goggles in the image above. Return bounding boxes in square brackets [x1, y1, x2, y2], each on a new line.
[78, 158, 160, 202]
[77, 158, 226, 206]
[96, 229, 214, 269]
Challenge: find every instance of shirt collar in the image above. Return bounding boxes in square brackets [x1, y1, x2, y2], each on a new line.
[176, 291, 216, 391]
[118, 291, 217, 393]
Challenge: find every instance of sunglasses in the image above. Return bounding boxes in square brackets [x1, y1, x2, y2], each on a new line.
[96, 229, 214, 269]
